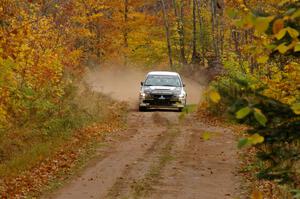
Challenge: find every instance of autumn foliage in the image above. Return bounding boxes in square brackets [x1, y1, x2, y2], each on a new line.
[0, 0, 299, 198]
[207, 0, 300, 197]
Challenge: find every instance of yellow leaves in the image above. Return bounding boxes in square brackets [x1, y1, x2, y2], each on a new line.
[0, 106, 8, 127]
[275, 28, 287, 40]
[0, 5, 75, 127]
[202, 131, 219, 141]
[291, 103, 300, 115]
[275, 27, 299, 40]
[276, 40, 299, 54]
[249, 133, 265, 145]
[276, 43, 289, 54]
[291, 9, 300, 19]
[256, 55, 269, 64]
[262, 62, 299, 105]
[209, 90, 221, 103]
[295, 43, 300, 52]
[202, 132, 212, 141]
[286, 27, 299, 38]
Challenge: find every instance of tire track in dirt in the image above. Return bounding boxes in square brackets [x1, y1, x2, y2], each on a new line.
[47, 112, 173, 199]
[145, 115, 240, 199]
[106, 112, 179, 199]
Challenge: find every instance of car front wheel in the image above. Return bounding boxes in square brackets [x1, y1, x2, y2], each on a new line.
[178, 107, 184, 112]
[139, 106, 147, 112]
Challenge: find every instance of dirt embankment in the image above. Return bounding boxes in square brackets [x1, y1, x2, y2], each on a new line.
[47, 66, 240, 199]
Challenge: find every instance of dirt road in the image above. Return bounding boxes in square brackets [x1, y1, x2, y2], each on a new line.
[47, 67, 240, 199]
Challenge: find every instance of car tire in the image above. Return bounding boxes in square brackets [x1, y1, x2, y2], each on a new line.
[139, 106, 147, 112]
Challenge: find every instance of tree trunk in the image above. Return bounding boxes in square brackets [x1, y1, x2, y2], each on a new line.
[161, 0, 174, 70]
[218, 0, 224, 58]
[196, 0, 205, 67]
[210, 0, 219, 60]
[123, 0, 129, 66]
[172, 0, 187, 65]
[191, 0, 198, 64]
[232, 29, 246, 73]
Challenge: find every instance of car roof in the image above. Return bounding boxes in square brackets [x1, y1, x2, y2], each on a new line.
[147, 71, 180, 76]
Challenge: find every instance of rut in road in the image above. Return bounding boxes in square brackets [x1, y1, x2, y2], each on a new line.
[106, 113, 240, 199]
[107, 112, 180, 199]
[48, 67, 240, 199]
[48, 111, 240, 199]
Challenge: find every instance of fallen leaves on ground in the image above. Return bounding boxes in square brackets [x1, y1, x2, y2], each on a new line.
[0, 103, 126, 199]
[196, 106, 286, 199]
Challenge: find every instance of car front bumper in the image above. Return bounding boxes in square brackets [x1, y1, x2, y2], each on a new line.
[139, 94, 186, 109]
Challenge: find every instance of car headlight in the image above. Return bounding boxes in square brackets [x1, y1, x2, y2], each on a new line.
[178, 91, 186, 99]
[140, 92, 146, 98]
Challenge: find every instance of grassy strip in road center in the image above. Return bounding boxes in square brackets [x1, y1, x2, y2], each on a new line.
[131, 127, 180, 199]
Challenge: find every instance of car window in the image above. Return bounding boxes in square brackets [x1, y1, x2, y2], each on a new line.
[144, 75, 181, 87]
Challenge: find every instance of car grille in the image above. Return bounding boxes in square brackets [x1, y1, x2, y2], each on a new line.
[144, 94, 178, 106]
[151, 94, 173, 100]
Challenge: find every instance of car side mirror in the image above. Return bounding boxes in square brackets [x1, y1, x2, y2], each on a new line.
[183, 84, 186, 87]
[141, 81, 144, 86]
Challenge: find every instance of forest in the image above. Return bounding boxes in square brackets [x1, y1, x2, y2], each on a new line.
[0, 0, 299, 198]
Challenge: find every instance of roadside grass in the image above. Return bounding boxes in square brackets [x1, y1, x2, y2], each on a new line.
[0, 84, 127, 197]
[179, 104, 198, 121]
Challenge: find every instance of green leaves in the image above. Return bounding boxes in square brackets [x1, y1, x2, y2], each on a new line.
[226, 8, 238, 19]
[254, 108, 267, 126]
[290, 189, 300, 198]
[238, 134, 265, 149]
[236, 107, 252, 119]
[234, 14, 274, 33]
[235, 107, 267, 126]
[254, 16, 274, 33]
[238, 138, 249, 149]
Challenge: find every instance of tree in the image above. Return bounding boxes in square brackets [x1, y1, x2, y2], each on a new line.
[172, 0, 187, 65]
[160, 0, 174, 69]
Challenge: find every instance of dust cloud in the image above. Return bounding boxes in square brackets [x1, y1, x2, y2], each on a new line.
[85, 66, 204, 109]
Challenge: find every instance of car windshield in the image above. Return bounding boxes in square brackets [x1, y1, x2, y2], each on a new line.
[144, 75, 181, 87]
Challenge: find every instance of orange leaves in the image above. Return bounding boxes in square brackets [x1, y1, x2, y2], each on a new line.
[251, 190, 263, 199]
[272, 19, 284, 34]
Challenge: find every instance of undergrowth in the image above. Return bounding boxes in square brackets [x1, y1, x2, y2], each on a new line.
[0, 81, 126, 196]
